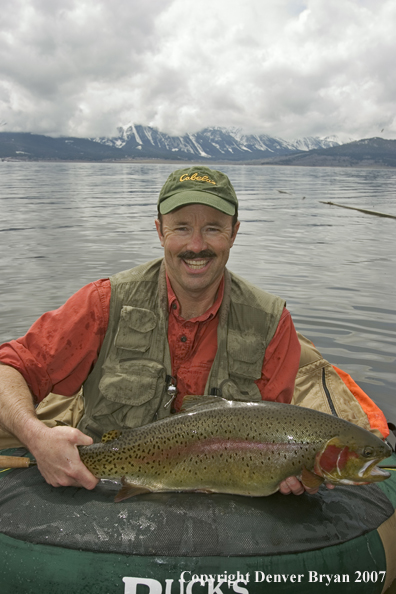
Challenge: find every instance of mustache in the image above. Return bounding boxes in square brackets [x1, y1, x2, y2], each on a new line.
[178, 250, 216, 260]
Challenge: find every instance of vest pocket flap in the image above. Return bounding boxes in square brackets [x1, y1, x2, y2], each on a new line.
[227, 330, 265, 378]
[99, 360, 165, 406]
[115, 306, 157, 352]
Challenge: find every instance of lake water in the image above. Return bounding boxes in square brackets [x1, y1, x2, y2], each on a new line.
[0, 162, 395, 422]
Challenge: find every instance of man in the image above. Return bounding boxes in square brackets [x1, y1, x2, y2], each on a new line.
[0, 166, 348, 495]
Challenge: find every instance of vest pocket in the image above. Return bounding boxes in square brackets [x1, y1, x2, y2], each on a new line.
[220, 378, 262, 402]
[94, 359, 167, 429]
[99, 359, 166, 406]
[114, 306, 157, 353]
[227, 330, 265, 379]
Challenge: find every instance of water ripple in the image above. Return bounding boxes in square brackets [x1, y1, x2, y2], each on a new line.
[0, 162, 395, 421]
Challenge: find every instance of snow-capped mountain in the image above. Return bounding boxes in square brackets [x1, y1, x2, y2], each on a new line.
[93, 125, 342, 161]
[3, 131, 393, 166]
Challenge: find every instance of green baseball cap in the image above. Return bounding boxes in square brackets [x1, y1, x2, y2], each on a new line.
[157, 166, 238, 216]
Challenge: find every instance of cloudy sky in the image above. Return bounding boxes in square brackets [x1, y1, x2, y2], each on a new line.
[0, 0, 395, 141]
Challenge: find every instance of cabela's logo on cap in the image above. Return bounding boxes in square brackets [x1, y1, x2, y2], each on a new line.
[179, 172, 216, 185]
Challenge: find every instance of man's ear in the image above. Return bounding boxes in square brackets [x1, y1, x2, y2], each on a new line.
[155, 219, 165, 247]
[230, 220, 240, 245]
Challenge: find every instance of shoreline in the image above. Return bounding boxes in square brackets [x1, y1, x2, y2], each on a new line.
[1, 157, 395, 169]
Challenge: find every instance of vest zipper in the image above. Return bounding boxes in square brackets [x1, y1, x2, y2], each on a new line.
[322, 367, 338, 417]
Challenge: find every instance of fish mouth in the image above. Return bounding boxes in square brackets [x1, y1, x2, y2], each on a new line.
[325, 458, 391, 485]
[357, 459, 391, 481]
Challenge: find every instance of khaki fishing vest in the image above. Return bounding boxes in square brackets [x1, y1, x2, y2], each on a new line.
[77, 259, 285, 440]
[0, 261, 386, 450]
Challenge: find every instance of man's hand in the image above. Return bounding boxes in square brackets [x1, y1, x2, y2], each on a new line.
[28, 424, 99, 490]
[279, 476, 335, 495]
[0, 364, 98, 491]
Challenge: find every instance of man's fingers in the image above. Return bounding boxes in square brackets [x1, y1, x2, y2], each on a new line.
[51, 467, 99, 490]
[283, 476, 305, 495]
[70, 464, 99, 490]
[32, 425, 98, 490]
[279, 480, 292, 495]
[279, 477, 303, 495]
[279, 475, 328, 496]
[37, 453, 98, 490]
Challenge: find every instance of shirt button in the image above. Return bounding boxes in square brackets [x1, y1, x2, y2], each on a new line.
[172, 303, 177, 310]
[180, 335, 187, 342]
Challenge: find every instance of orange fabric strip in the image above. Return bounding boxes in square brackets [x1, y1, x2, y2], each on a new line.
[332, 365, 389, 438]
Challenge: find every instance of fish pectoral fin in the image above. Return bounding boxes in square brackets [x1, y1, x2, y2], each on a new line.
[101, 430, 123, 443]
[301, 467, 325, 489]
[114, 479, 152, 502]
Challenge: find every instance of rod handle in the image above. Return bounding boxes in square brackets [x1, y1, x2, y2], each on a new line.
[0, 456, 33, 468]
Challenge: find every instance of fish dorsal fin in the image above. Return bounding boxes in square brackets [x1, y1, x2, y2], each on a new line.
[101, 429, 123, 443]
[114, 478, 152, 502]
[180, 395, 236, 413]
[301, 467, 324, 489]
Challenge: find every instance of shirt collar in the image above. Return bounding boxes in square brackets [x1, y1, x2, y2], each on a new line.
[166, 273, 225, 322]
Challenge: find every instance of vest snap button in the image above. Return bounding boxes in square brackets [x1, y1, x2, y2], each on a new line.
[180, 335, 187, 342]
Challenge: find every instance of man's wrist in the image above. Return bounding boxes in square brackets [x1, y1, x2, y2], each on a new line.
[17, 416, 49, 454]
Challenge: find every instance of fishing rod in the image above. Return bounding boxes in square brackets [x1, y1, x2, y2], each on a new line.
[0, 456, 36, 469]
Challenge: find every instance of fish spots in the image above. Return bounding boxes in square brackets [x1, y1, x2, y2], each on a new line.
[78, 401, 390, 497]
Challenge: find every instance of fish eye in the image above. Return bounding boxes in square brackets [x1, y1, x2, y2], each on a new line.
[363, 446, 374, 457]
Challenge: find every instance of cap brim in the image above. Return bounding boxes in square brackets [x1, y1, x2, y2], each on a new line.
[159, 190, 235, 216]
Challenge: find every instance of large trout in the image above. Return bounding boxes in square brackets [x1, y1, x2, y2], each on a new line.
[78, 398, 391, 502]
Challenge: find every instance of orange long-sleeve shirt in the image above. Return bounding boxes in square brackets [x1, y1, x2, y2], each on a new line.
[0, 276, 301, 407]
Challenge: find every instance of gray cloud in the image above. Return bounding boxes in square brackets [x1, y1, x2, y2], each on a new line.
[0, 0, 395, 140]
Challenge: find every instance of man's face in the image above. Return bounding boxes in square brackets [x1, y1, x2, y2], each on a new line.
[155, 204, 239, 298]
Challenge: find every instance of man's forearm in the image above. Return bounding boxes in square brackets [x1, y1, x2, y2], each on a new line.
[0, 363, 98, 490]
[0, 363, 41, 444]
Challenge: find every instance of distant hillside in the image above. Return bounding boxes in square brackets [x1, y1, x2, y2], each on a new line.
[0, 127, 341, 162]
[262, 137, 396, 168]
[1, 130, 395, 166]
[0, 132, 124, 161]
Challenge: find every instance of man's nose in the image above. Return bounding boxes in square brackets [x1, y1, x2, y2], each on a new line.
[186, 229, 207, 253]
